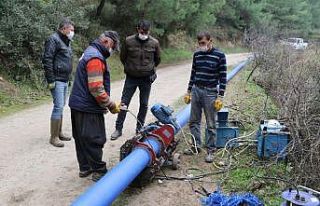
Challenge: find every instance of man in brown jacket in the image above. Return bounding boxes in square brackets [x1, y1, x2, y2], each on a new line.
[111, 20, 161, 139]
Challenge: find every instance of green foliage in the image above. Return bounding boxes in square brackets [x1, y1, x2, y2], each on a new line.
[100, 0, 225, 43]
[309, 0, 320, 29]
[217, 0, 267, 30]
[264, 0, 312, 36]
[0, 0, 94, 78]
[215, 0, 316, 40]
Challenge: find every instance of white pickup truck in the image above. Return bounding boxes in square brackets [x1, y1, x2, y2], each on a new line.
[281, 38, 308, 50]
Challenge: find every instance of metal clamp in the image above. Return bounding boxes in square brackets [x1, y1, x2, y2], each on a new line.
[135, 141, 158, 165]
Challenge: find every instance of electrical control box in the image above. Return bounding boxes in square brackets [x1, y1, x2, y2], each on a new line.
[256, 120, 290, 159]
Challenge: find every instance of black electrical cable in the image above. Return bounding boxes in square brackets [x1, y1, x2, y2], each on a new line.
[154, 169, 228, 181]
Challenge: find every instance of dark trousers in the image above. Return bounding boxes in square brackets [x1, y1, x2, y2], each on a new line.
[115, 75, 152, 132]
[71, 109, 107, 172]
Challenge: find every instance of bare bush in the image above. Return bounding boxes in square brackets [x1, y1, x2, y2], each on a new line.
[249, 34, 320, 189]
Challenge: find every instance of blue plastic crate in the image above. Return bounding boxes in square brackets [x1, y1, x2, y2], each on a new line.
[257, 131, 290, 159]
[216, 127, 239, 148]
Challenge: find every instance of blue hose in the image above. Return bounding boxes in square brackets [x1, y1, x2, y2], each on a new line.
[201, 191, 264, 206]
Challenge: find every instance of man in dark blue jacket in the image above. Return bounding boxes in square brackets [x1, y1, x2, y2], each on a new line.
[69, 31, 121, 181]
[42, 19, 75, 147]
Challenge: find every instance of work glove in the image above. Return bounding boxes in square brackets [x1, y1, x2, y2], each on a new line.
[48, 82, 55, 90]
[184, 92, 191, 104]
[214, 96, 223, 111]
[109, 102, 121, 114]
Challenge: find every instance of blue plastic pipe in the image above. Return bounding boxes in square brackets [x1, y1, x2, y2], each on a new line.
[226, 60, 249, 82]
[175, 105, 191, 131]
[72, 138, 161, 206]
[72, 59, 250, 206]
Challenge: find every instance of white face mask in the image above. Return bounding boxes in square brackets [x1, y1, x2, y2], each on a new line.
[138, 33, 149, 41]
[108, 47, 113, 55]
[199, 46, 208, 52]
[67, 31, 75, 40]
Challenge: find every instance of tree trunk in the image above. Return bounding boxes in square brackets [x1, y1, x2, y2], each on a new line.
[96, 0, 106, 17]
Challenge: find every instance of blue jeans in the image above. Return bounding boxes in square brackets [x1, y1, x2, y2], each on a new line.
[189, 86, 217, 150]
[51, 81, 68, 120]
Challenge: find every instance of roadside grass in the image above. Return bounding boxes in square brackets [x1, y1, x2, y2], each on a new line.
[221, 151, 287, 206]
[160, 48, 193, 65]
[0, 78, 51, 117]
[226, 68, 279, 133]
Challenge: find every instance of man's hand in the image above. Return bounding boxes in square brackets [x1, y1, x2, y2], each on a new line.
[214, 96, 224, 111]
[48, 82, 55, 90]
[184, 91, 191, 104]
[109, 102, 121, 114]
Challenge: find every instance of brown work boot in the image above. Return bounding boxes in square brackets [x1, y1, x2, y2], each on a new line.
[59, 118, 71, 141]
[50, 119, 64, 147]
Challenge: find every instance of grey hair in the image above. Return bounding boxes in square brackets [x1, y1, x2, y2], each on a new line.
[58, 18, 75, 30]
[99, 31, 120, 52]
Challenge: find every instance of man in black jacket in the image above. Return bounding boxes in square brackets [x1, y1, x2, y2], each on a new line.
[42, 19, 74, 147]
[111, 20, 161, 140]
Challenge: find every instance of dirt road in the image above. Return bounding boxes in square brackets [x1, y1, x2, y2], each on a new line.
[0, 53, 249, 206]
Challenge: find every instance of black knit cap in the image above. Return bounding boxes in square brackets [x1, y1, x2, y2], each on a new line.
[104, 31, 120, 52]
